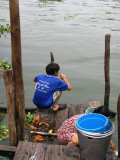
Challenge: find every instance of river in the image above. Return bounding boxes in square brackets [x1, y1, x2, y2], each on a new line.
[0, 0, 120, 152]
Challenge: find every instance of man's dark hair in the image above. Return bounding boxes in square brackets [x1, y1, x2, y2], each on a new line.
[46, 63, 60, 75]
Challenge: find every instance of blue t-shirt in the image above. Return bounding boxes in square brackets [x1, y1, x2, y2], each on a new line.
[33, 74, 68, 108]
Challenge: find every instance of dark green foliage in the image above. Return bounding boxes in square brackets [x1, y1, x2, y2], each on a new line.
[0, 124, 8, 141]
[0, 58, 12, 70]
[0, 21, 11, 37]
[25, 112, 35, 125]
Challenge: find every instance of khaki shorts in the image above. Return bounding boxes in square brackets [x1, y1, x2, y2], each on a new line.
[53, 91, 59, 102]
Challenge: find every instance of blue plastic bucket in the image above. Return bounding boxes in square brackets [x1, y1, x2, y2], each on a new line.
[105, 118, 113, 133]
[75, 120, 114, 160]
[76, 113, 109, 133]
[75, 114, 114, 160]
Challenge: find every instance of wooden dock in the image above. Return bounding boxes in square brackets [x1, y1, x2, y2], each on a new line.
[13, 141, 80, 160]
[13, 141, 115, 160]
[12, 101, 115, 160]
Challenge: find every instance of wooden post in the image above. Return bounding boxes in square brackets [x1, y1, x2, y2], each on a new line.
[9, 0, 25, 145]
[50, 52, 54, 63]
[117, 94, 120, 158]
[2, 70, 17, 146]
[104, 34, 111, 108]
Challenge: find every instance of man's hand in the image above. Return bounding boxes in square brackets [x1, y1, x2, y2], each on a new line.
[60, 73, 66, 80]
[60, 73, 71, 91]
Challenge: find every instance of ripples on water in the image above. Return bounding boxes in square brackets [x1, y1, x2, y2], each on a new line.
[19, 0, 120, 29]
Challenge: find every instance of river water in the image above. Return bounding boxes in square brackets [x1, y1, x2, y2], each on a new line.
[0, 0, 120, 151]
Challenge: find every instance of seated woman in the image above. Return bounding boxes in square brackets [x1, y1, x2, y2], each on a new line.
[57, 105, 116, 150]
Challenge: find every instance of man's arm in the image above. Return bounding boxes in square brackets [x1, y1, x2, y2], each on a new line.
[60, 73, 71, 91]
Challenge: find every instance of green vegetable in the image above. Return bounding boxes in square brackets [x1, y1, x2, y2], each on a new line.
[0, 124, 9, 141]
[25, 112, 35, 125]
[0, 57, 11, 70]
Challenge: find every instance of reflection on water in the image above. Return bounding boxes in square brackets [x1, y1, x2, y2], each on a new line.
[0, 0, 120, 148]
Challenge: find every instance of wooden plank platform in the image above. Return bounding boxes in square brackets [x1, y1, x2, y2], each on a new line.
[12, 101, 115, 160]
[13, 141, 80, 160]
[0, 145, 16, 158]
[13, 141, 115, 160]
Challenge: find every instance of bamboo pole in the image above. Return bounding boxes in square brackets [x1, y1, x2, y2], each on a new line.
[117, 94, 120, 158]
[3, 70, 17, 146]
[9, 0, 25, 145]
[104, 34, 111, 108]
[30, 131, 57, 136]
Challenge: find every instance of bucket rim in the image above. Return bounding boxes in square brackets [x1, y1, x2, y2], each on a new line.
[76, 123, 115, 138]
[76, 113, 108, 133]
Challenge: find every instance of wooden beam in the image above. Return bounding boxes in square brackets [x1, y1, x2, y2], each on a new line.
[0, 144, 16, 158]
[0, 106, 38, 113]
[104, 34, 111, 108]
[0, 145, 16, 153]
[13, 141, 47, 160]
[88, 101, 101, 107]
[13, 141, 80, 160]
[117, 94, 120, 157]
[2, 70, 17, 146]
[9, 0, 25, 145]
[30, 131, 57, 136]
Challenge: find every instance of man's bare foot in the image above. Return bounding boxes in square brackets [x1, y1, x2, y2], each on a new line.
[52, 104, 59, 111]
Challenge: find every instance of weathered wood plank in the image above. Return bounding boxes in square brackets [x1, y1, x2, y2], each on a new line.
[13, 142, 114, 160]
[75, 104, 87, 114]
[45, 144, 80, 160]
[68, 104, 77, 118]
[2, 70, 17, 146]
[53, 107, 69, 144]
[36, 108, 55, 122]
[0, 145, 16, 158]
[38, 109, 50, 119]
[68, 104, 87, 118]
[9, 0, 25, 145]
[14, 142, 80, 160]
[13, 141, 47, 160]
[0, 145, 16, 152]
[55, 108, 69, 132]
[88, 100, 101, 107]
[104, 34, 111, 108]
